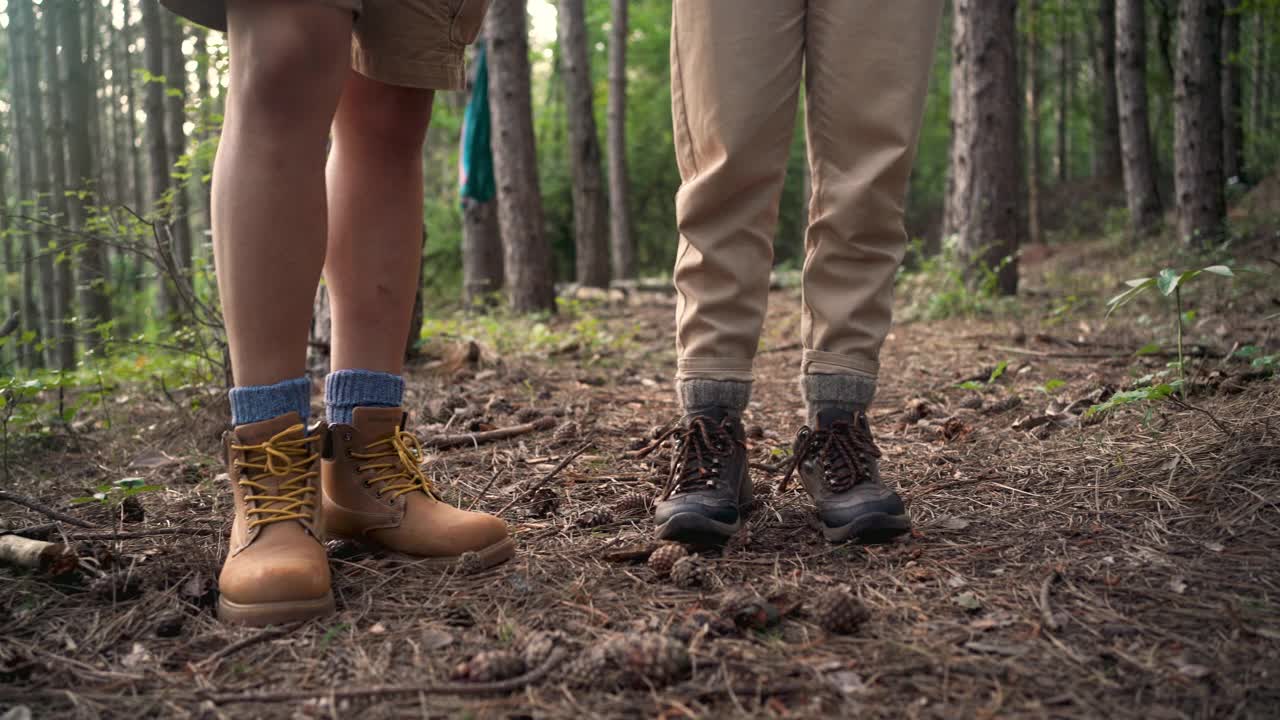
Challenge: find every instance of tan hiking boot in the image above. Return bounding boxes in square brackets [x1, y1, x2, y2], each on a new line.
[217, 413, 334, 625]
[322, 407, 514, 568]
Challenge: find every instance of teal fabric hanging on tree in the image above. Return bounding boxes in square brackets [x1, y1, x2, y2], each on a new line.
[459, 43, 496, 205]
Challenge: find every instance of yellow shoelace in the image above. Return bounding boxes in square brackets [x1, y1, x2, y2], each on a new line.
[351, 429, 436, 500]
[231, 424, 319, 529]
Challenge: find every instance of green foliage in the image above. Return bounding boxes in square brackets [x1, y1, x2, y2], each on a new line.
[1085, 381, 1180, 418]
[955, 360, 1010, 392]
[72, 477, 162, 506]
[1234, 345, 1280, 374]
[899, 238, 1019, 321]
[419, 296, 637, 364]
[1038, 379, 1066, 395]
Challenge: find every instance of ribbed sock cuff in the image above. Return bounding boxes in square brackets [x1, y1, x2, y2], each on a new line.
[803, 373, 877, 423]
[324, 369, 405, 425]
[229, 377, 311, 426]
[677, 379, 751, 415]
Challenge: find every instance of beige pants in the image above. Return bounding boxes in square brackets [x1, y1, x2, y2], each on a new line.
[671, 0, 943, 383]
[161, 0, 490, 90]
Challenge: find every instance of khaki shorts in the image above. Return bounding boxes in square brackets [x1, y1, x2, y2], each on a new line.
[161, 0, 489, 90]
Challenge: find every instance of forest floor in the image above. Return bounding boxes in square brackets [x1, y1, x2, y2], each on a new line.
[2, 226, 1279, 719]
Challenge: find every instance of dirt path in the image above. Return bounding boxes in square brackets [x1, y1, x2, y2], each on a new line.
[2, 257, 1278, 718]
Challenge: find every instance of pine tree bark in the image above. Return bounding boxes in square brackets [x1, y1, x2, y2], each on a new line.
[485, 0, 555, 313]
[558, 0, 610, 288]
[1174, 0, 1226, 247]
[1250, 9, 1266, 151]
[193, 30, 214, 230]
[462, 38, 504, 306]
[1221, 0, 1245, 183]
[143, 0, 176, 319]
[1026, 0, 1043, 247]
[1056, 0, 1071, 182]
[946, 0, 1021, 295]
[606, 0, 634, 280]
[63, 0, 110, 353]
[1094, 0, 1124, 183]
[46, 1, 76, 370]
[25, 2, 57, 367]
[106, 0, 128, 207]
[165, 15, 194, 295]
[6, 0, 37, 367]
[122, 0, 147, 214]
[1115, 0, 1163, 238]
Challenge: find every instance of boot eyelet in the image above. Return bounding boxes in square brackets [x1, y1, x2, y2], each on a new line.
[343, 432, 352, 442]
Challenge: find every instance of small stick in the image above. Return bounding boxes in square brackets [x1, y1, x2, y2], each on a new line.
[0, 534, 78, 574]
[0, 490, 98, 528]
[205, 647, 567, 704]
[466, 467, 507, 512]
[496, 443, 592, 517]
[1039, 571, 1062, 631]
[423, 417, 556, 450]
[194, 622, 304, 670]
[61, 527, 217, 541]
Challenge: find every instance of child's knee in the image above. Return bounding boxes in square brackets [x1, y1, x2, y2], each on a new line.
[230, 11, 350, 131]
[337, 78, 435, 152]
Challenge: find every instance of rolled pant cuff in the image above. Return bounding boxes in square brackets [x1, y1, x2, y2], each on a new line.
[676, 357, 754, 383]
[801, 350, 879, 378]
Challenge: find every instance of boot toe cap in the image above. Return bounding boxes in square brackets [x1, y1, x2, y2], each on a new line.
[817, 490, 906, 529]
[219, 543, 331, 605]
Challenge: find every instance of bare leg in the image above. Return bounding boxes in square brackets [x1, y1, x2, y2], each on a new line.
[214, 1, 352, 387]
[325, 71, 435, 375]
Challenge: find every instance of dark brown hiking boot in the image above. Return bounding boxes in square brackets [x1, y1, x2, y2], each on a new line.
[647, 407, 751, 546]
[218, 413, 334, 626]
[782, 408, 909, 543]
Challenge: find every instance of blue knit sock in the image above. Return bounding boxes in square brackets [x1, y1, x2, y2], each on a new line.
[324, 369, 405, 425]
[228, 377, 311, 426]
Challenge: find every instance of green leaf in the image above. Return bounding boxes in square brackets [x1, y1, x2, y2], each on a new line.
[987, 361, 1009, 384]
[1181, 310, 1197, 324]
[1134, 342, 1163, 356]
[1201, 265, 1233, 277]
[955, 380, 984, 391]
[114, 477, 147, 489]
[1040, 379, 1066, 394]
[1156, 268, 1182, 296]
[1106, 278, 1156, 316]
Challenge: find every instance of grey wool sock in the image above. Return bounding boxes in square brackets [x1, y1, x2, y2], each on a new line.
[803, 373, 877, 424]
[677, 379, 751, 415]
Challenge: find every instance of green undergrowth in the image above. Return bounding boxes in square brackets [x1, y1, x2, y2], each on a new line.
[418, 296, 640, 364]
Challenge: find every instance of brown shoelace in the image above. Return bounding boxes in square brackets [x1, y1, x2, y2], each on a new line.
[780, 415, 882, 494]
[638, 415, 744, 500]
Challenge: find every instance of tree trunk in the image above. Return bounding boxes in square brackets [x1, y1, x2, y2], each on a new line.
[946, 0, 1021, 295]
[1026, 0, 1042, 247]
[485, 0, 555, 313]
[46, 1, 76, 370]
[1250, 9, 1266, 155]
[25, 2, 56, 367]
[122, 0, 147, 214]
[463, 199, 504, 305]
[558, 0, 610, 288]
[6, 0, 37, 367]
[63, 0, 110, 353]
[193, 29, 214, 232]
[606, 0, 634, 280]
[1174, 0, 1226, 247]
[1115, 0, 1163, 238]
[106, 0, 127, 208]
[1221, 0, 1245, 184]
[1093, 0, 1124, 183]
[165, 15, 194, 298]
[1056, 0, 1071, 182]
[143, 0, 175, 319]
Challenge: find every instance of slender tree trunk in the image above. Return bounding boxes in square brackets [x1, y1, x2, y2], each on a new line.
[1026, 0, 1042, 247]
[1250, 9, 1266, 156]
[25, 2, 57, 367]
[1221, 0, 1245, 183]
[193, 29, 214, 232]
[947, 0, 1021, 295]
[1094, 0, 1124, 183]
[165, 15, 194, 296]
[558, 0, 610, 288]
[7, 0, 36, 367]
[106, 0, 127, 208]
[1056, 0, 1070, 182]
[46, 1, 76, 370]
[1116, 0, 1163, 238]
[63, 0, 110, 353]
[1174, 0, 1226, 247]
[123, 0, 146, 214]
[606, 0, 634, 280]
[485, 0, 555, 313]
[0, 143, 11, 365]
[143, 0, 176, 319]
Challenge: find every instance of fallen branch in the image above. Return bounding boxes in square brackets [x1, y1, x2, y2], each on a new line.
[0, 490, 99, 528]
[60, 526, 217, 541]
[206, 646, 567, 704]
[497, 443, 592, 517]
[194, 622, 304, 670]
[423, 416, 556, 450]
[1039, 571, 1062, 631]
[0, 534, 78, 575]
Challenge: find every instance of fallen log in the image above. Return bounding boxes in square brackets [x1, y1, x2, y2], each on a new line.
[0, 534, 78, 575]
[422, 416, 556, 450]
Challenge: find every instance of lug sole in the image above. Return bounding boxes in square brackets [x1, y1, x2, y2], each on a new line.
[217, 592, 335, 626]
[655, 511, 742, 547]
[821, 512, 912, 544]
[335, 534, 517, 570]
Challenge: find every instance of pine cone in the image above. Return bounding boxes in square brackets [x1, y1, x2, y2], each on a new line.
[563, 633, 690, 689]
[670, 555, 708, 588]
[526, 487, 560, 519]
[613, 492, 653, 518]
[724, 525, 752, 552]
[452, 650, 526, 682]
[647, 543, 688, 577]
[520, 630, 565, 669]
[811, 585, 870, 634]
[575, 509, 614, 528]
